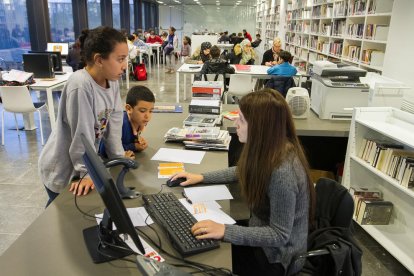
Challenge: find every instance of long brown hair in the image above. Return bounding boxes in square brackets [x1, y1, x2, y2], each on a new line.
[237, 88, 315, 225]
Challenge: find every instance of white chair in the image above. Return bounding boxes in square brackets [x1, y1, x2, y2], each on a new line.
[225, 74, 254, 104]
[0, 86, 47, 145]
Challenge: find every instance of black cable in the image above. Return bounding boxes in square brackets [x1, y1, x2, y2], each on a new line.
[74, 172, 100, 219]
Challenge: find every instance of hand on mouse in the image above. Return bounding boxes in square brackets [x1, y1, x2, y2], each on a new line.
[171, 172, 203, 186]
[191, 220, 225, 240]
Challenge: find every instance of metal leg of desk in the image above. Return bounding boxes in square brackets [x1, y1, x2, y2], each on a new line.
[176, 71, 180, 103]
[23, 113, 37, 130]
[183, 74, 187, 101]
[46, 88, 56, 130]
[157, 48, 160, 68]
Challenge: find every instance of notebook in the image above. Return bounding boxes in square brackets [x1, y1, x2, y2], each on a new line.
[234, 64, 251, 72]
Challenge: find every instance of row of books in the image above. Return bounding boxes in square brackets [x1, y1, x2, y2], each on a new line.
[361, 49, 384, 66]
[164, 127, 231, 151]
[348, 0, 367, 16]
[346, 23, 364, 38]
[330, 42, 343, 56]
[365, 24, 389, 41]
[344, 45, 361, 61]
[350, 186, 393, 225]
[357, 138, 414, 188]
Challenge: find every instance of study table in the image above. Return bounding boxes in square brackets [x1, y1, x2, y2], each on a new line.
[0, 104, 350, 275]
[29, 73, 71, 131]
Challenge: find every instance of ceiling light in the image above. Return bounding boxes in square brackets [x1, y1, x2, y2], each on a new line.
[216, 3, 220, 5]
[156, 0, 163, 3]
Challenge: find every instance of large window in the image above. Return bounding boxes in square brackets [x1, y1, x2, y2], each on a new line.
[48, 0, 75, 42]
[0, 0, 30, 69]
[87, 0, 101, 29]
[112, 0, 120, 30]
[130, 0, 134, 34]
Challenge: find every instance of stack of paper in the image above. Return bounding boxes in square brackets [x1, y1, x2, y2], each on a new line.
[183, 131, 231, 151]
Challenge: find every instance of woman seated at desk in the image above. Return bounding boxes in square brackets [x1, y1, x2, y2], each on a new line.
[185, 41, 212, 64]
[226, 39, 255, 65]
[172, 89, 315, 276]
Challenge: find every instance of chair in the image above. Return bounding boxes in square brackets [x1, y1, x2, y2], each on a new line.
[0, 86, 47, 145]
[265, 75, 296, 98]
[288, 178, 362, 276]
[224, 74, 254, 104]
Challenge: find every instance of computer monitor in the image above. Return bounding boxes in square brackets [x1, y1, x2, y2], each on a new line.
[23, 53, 55, 78]
[47, 42, 69, 56]
[29, 51, 62, 72]
[81, 134, 145, 263]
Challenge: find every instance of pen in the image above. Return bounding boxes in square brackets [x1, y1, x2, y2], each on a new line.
[182, 191, 192, 204]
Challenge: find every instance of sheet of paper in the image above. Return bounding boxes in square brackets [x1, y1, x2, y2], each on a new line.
[151, 147, 206, 164]
[184, 185, 233, 203]
[123, 234, 165, 262]
[95, 207, 153, 228]
[179, 198, 236, 225]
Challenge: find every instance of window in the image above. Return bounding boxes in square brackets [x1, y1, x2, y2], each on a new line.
[0, 0, 30, 69]
[48, 0, 75, 43]
[112, 0, 120, 30]
[87, 0, 101, 29]
[130, 0, 134, 34]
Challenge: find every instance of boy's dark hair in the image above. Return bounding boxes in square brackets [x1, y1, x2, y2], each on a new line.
[210, 45, 220, 58]
[170, 26, 176, 32]
[279, 50, 292, 62]
[79, 26, 126, 64]
[127, 35, 135, 42]
[256, 34, 261, 38]
[126, 86, 155, 107]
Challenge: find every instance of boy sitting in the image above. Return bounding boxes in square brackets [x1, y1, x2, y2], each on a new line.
[200, 45, 235, 77]
[99, 85, 155, 158]
[267, 50, 297, 77]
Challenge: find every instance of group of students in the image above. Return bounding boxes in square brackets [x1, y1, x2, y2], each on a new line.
[38, 26, 315, 276]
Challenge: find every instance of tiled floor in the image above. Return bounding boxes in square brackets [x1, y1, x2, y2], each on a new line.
[0, 64, 412, 275]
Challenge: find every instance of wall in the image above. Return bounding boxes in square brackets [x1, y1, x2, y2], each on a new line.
[159, 4, 256, 39]
[382, 0, 414, 95]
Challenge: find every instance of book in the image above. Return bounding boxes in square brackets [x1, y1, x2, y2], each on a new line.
[234, 64, 251, 72]
[222, 110, 240, 121]
[153, 105, 183, 113]
[356, 200, 393, 225]
[183, 114, 222, 127]
[2, 69, 33, 83]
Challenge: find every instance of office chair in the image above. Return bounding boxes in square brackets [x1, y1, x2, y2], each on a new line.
[224, 74, 253, 104]
[0, 86, 47, 145]
[288, 178, 362, 276]
[265, 75, 296, 98]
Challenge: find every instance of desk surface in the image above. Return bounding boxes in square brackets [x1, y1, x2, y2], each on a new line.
[0, 104, 349, 275]
[31, 73, 71, 89]
[0, 109, 232, 276]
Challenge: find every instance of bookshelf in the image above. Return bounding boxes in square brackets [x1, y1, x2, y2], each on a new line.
[256, 0, 282, 51]
[284, 0, 394, 74]
[342, 107, 414, 274]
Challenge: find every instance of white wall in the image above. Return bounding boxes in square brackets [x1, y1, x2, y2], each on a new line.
[160, 5, 256, 38]
[382, 0, 414, 95]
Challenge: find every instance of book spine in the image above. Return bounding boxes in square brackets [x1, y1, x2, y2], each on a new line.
[189, 105, 221, 115]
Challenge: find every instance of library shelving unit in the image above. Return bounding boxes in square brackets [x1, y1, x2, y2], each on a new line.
[285, 0, 394, 74]
[342, 107, 414, 274]
[256, 0, 282, 50]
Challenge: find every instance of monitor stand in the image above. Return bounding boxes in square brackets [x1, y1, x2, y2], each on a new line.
[83, 209, 132, 263]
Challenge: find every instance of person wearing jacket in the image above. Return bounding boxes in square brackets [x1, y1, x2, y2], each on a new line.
[165, 26, 179, 73]
[186, 41, 212, 64]
[199, 45, 235, 78]
[227, 39, 255, 65]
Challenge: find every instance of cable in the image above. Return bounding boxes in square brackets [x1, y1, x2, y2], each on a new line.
[74, 172, 100, 219]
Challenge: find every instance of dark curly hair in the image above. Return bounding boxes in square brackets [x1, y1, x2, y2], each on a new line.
[79, 26, 126, 65]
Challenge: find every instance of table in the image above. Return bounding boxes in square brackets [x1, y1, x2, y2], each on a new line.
[175, 63, 203, 102]
[146, 43, 162, 67]
[0, 107, 234, 275]
[30, 73, 71, 130]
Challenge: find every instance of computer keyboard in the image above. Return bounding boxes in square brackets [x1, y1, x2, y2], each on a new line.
[142, 192, 220, 256]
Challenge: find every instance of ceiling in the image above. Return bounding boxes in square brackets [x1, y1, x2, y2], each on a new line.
[155, 0, 257, 7]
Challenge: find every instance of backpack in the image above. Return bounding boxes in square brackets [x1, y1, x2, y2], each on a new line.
[133, 63, 147, 81]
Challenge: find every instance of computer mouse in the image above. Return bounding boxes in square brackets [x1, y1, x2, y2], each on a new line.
[166, 177, 186, 187]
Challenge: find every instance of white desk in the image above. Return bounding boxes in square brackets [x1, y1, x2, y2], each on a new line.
[146, 43, 162, 67]
[30, 73, 71, 130]
[175, 63, 203, 102]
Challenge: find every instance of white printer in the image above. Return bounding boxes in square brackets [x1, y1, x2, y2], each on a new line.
[311, 61, 370, 120]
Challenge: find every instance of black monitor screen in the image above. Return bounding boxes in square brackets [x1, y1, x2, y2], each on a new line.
[23, 53, 54, 78]
[81, 134, 145, 255]
[29, 51, 62, 72]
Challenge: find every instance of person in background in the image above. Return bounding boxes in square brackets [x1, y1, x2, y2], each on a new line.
[251, 34, 262, 48]
[262, 37, 292, 66]
[243, 29, 252, 42]
[267, 50, 297, 77]
[164, 26, 179, 73]
[218, 31, 230, 43]
[127, 35, 139, 64]
[199, 45, 235, 77]
[146, 30, 163, 44]
[180, 36, 192, 61]
[100, 86, 155, 156]
[227, 39, 255, 65]
[171, 88, 315, 276]
[135, 29, 145, 41]
[39, 27, 129, 206]
[66, 39, 82, 72]
[186, 41, 212, 64]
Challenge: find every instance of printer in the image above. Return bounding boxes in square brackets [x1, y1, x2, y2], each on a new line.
[311, 61, 370, 120]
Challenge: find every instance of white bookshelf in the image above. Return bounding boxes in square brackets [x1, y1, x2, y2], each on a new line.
[256, 0, 282, 50]
[284, 0, 394, 73]
[343, 107, 414, 274]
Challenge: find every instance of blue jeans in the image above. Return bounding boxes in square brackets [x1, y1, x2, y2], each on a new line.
[45, 186, 59, 208]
